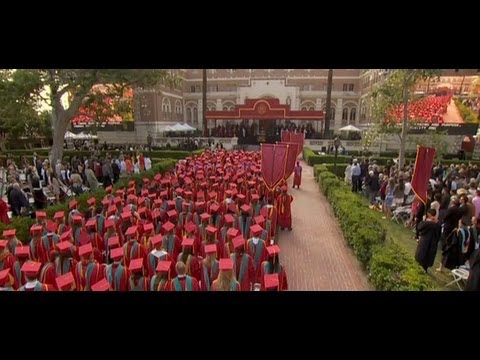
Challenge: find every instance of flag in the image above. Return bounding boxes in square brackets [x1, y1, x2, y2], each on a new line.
[289, 132, 305, 157]
[281, 130, 291, 143]
[261, 143, 288, 190]
[278, 142, 298, 180]
[411, 146, 436, 205]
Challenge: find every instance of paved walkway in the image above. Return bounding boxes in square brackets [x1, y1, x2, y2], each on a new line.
[278, 161, 371, 290]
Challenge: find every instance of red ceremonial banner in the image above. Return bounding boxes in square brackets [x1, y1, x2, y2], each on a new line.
[281, 130, 291, 143]
[411, 146, 436, 205]
[261, 143, 289, 190]
[289, 132, 305, 157]
[278, 142, 298, 180]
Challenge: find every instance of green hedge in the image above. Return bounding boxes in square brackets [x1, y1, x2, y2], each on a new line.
[455, 99, 479, 124]
[314, 164, 438, 290]
[0, 159, 177, 244]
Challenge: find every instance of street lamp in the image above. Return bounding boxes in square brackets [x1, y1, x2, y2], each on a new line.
[334, 136, 342, 175]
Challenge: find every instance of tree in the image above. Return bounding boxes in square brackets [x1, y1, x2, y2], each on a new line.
[324, 69, 333, 138]
[202, 69, 208, 137]
[410, 129, 449, 160]
[370, 69, 441, 169]
[1, 69, 178, 164]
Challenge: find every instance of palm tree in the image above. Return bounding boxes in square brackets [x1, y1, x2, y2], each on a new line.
[202, 69, 208, 136]
[324, 69, 333, 138]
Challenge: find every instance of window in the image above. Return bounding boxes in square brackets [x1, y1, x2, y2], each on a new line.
[193, 108, 198, 124]
[348, 84, 354, 92]
[186, 108, 192, 122]
[302, 84, 312, 91]
[196, 85, 201, 92]
[343, 84, 348, 92]
[208, 85, 218, 92]
[342, 108, 349, 121]
[191, 86, 196, 93]
[350, 108, 356, 121]
[330, 107, 335, 120]
[175, 100, 182, 114]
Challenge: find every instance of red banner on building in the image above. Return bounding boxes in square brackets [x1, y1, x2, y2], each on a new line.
[278, 142, 298, 180]
[261, 143, 289, 190]
[281, 130, 291, 143]
[411, 146, 436, 204]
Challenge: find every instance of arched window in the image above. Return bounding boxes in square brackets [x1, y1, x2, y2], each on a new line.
[286, 96, 291, 106]
[342, 108, 349, 121]
[193, 108, 198, 124]
[350, 108, 356, 122]
[175, 100, 182, 114]
[186, 108, 192, 122]
[360, 105, 367, 121]
[162, 98, 171, 113]
[330, 107, 335, 120]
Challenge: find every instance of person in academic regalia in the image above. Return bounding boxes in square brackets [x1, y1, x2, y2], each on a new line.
[415, 209, 442, 272]
[139, 222, 155, 252]
[71, 215, 84, 247]
[55, 272, 77, 291]
[2, 229, 22, 255]
[261, 197, 278, 243]
[150, 260, 172, 291]
[262, 273, 280, 291]
[238, 204, 253, 239]
[55, 241, 78, 279]
[466, 217, 480, 262]
[259, 245, 288, 291]
[18, 261, 52, 291]
[103, 219, 119, 251]
[85, 218, 104, 255]
[162, 221, 182, 261]
[178, 238, 201, 281]
[169, 261, 199, 291]
[54, 211, 70, 236]
[29, 225, 49, 264]
[68, 199, 81, 226]
[146, 235, 176, 278]
[35, 211, 48, 234]
[465, 248, 480, 291]
[222, 227, 240, 259]
[128, 258, 149, 291]
[105, 247, 129, 291]
[0, 239, 15, 273]
[39, 250, 58, 290]
[0, 269, 15, 291]
[42, 221, 60, 252]
[91, 278, 112, 291]
[74, 243, 105, 291]
[211, 258, 240, 291]
[230, 235, 255, 291]
[122, 226, 147, 268]
[293, 161, 302, 189]
[200, 244, 219, 291]
[250, 194, 262, 217]
[276, 185, 293, 231]
[246, 224, 268, 284]
[11, 246, 31, 290]
[441, 218, 468, 271]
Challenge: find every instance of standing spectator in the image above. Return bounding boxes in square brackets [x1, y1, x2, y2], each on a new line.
[8, 183, 29, 217]
[70, 170, 84, 196]
[102, 159, 113, 188]
[84, 164, 99, 190]
[111, 160, 120, 184]
[415, 209, 442, 272]
[144, 155, 152, 171]
[351, 159, 361, 192]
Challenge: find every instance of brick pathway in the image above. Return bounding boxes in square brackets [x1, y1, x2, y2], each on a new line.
[278, 161, 371, 290]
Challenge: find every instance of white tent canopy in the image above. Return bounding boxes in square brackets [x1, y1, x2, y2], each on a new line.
[339, 124, 362, 132]
[64, 131, 78, 139]
[165, 123, 197, 132]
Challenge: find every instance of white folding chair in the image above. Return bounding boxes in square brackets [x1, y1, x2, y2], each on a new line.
[445, 268, 469, 290]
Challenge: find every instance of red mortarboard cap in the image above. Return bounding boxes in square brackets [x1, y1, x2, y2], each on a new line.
[116, 189, 125, 196]
[69, 199, 78, 209]
[251, 194, 260, 201]
[162, 221, 175, 232]
[156, 260, 172, 273]
[233, 235, 245, 249]
[0, 269, 11, 285]
[200, 181, 208, 188]
[36, 211, 47, 218]
[151, 209, 161, 219]
[0, 240, 8, 249]
[181, 238, 195, 247]
[154, 199, 163, 207]
[105, 185, 113, 193]
[237, 194, 246, 200]
[57, 241, 73, 253]
[184, 190, 193, 197]
[208, 192, 217, 199]
[129, 258, 144, 272]
[137, 207, 147, 215]
[167, 209, 178, 219]
[229, 183, 237, 189]
[108, 236, 120, 248]
[205, 244, 217, 254]
[102, 199, 110, 207]
[219, 258, 234, 270]
[154, 174, 162, 182]
[237, 178, 243, 184]
[167, 200, 176, 209]
[15, 246, 30, 258]
[78, 243, 93, 257]
[91, 278, 110, 291]
[3, 229, 16, 237]
[105, 219, 115, 229]
[85, 219, 96, 228]
[59, 230, 72, 242]
[266, 245, 281, 256]
[87, 197, 96, 206]
[30, 225, 43, 234]
[175, 188, 183, 195]
[151, 235, 163, 246]
[185, 222, 197, 233]
[254, 215, 265, 225]
[148, 193, 156, 200]
[56, 272, 75, 290]
[143, 178, 150, 184]
[206, 226, 217, 235]
[281, 185, 288, 192]
[228, 204, 238, 213]
[127, 194, 137, 202]
[250, 224, 263, 235]
[46, 221, 58, 234]
[125, 226, 138, 237]
[141, 190, 149, 197]
[182, 201, 191, 209]
[227, 227, 240, 238]
[264, 273, 279, 289]
[224, 214, 234, 224]
[113, 197, 122, 205]
[225, 190, 232, 197]
[231, 189, 238, 197]
[211, 183, 219, 189]
[143, 223, 154, 233]
[210, 204, 220, 213]
[138, 197, 146, 205]
[121, 212, 131, 221]
[248, 181, 256, 186]
[196, 192, 205, 200]
[240, 204, 251, 213]
[21, 261, 42, 275]
[195, 201, 205, 209]
[54, 211, 65, 220]
[161, 179, 170, 185]
[72, 215, 83, 224]
[160, 191, 168, 198]
[200, 212, 210, 221]
[128, 180, 136, 187]
[110, 247, 124, 260]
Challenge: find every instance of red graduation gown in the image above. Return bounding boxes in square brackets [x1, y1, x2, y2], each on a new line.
[177, 253, 201, 281]
[200, 260, 219, 291]
[145, 251, 176, 278]
[211, 279, 241, 291]
[259, 261, 288, 291]
[18, 282, 51, 291]
[169, 275, 200, 291]
[39, 262, 57, 290]
[74, 261, 105, 291]
[123, 240, 148, 268]
[246, 238, 268, 283]
[231, 253, 255, 291]
[128, 276, 149, 291]
[105, 262, 129, 291]
[276, 194, 293, 229]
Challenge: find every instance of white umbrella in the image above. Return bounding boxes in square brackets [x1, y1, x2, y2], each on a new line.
[339, 125, 362, 132]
